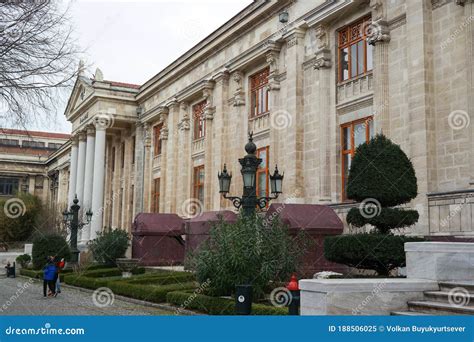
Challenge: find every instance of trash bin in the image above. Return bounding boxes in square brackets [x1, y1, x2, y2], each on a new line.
[235, 284, 253, 315]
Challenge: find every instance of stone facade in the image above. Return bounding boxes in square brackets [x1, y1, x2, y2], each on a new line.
[63, 0, 474, 242]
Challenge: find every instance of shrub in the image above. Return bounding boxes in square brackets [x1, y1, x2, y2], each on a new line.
[0, 192, 42, 243]
[88, 229, 130, 266]
[31, 233, 71, 269]
[16, 254, 31, 268]
[324, 234, 424, 276]
[81, 267, 145, 278]
[346, 134, 419, 233]
[166, 291, 288, 315]
[107, 281, 197, 303]
[21, 268, 71, 281]
[187, 214, 309, 298]
[64, 274, 111, 289]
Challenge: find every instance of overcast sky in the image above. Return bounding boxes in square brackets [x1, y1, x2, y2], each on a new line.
[31, 0, 253, 133]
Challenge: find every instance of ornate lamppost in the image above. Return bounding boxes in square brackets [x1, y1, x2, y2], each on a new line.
[218, 133, 283, 216]
[62, 195, 93, 264]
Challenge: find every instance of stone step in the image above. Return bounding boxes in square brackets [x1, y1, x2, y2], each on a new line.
[424, 291, 474, 306]
[439, 281, 474, 293]
[391, 311, 429, 316]
[407, 300, 474, 315]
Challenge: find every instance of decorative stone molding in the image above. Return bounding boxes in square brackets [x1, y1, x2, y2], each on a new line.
[232, 71, 245, 106]
[369, 0, 385, 21]
[266, 50, 281, 91]
[366, 19, 391, 45]
[86, 125, 95, 136]
[313, 24, 332, 70]
[203, 85, 216, 120]
[160, 124, 169, 140]
[77, 132, 86, 141]
[212, 69, 230, 84]
[283, 27, 305, 48]
[143, 123, 152, 147]
[455, 0, 467, 6]
[178, 102, 190, 131]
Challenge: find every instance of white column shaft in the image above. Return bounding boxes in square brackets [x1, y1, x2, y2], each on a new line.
[90, 129, 106, 240]
[75, 137, 87, 205]
[81, 132, 95, 242]
[67, 142, 78, 206]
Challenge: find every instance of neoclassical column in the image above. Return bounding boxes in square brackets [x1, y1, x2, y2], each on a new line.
[81, 126, 95, 242]
[466, 0, 474, 186]
[314, 24, 333, 201]
[75, 132, 87, 206]
[203, 83, 216, 210]
[369, 0, 391, 135]
[177, 102, 191, 212]
[164, 100, 179, 213]
[282, 27, 306, 201]
[90, 124, 107, 240]
[142, 123, 153, 212]
[133, 122, 145, 216]
[67, 137, 79, 206]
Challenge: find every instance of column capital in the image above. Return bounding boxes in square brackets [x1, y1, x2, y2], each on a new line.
[77, 132, 87, 141]
[165, 98, 179, 110]
[71, 136, 79, 146]
[86, 125, 95, 136]
[283, 27, 306, 48]
[366, 19, 391, 45]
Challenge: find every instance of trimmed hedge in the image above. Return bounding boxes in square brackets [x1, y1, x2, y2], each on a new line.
[63, 274, 111, 290]
[81, 267, 145, 278]
[324, 234, 425, 276]
[107, 281, 197, 303]
[167, 291, 288, 315]
[123, 273, 195, 286]
[20, 268, 72, 281]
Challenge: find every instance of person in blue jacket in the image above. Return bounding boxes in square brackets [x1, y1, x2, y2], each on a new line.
[43, 256, 57, 297]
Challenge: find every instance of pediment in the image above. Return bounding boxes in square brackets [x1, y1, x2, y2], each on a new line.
[64, 76, 94, 119]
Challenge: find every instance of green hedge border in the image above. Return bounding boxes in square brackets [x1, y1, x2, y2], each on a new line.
[167, 291, 288, 315]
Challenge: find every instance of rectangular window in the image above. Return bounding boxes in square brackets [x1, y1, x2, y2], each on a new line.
[250, 67, 270, 118]
[341, 117, 374, 200]
[152, 178, 160, 213]
[193, 165, 205, 205]
[48, 143, 63, 150]
[0, 178, 19, 195]
[256, 146, 269, 199]
[0, 139, 19, 147]
[153, 124, 163, 156]
[22, 140, 45, 148]
[193, 101, 206, 140]
[338, 17, 373, 82]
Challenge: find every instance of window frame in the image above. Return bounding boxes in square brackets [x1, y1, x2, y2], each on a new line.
[337, 16, 372, 83]
[153, 123, 163, 156]
[256, 146, 270, 199]
[340, 116, 373, 201]
[249, 67, 270, 119]
[193, 100, 207, 140]
[193, 165, 205, 204]
[152, 178, 160, 213]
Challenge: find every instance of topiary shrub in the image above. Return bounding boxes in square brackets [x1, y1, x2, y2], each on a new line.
[325, 134, 422, 276]
[31, 233, 71, 269]
[187, 214, 309, 298]
[88, 229, 130, 266]
[346, 134, 419, 233]
[324, 234, 424, 276]
[16, 254, 31, 268]
[0, 192, 42, 243]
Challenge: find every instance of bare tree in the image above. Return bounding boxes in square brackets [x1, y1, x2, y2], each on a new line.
[0, 0, 80, 127]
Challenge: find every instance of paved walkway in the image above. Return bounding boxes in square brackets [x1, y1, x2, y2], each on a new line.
[0, 276, 169, 315]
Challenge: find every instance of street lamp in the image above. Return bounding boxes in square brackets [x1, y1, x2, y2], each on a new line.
[218, 132, 283, 216]
[62, 195, 93, 264]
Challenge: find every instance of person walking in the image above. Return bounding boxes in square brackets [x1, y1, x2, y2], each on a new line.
[55, 257, 65, 294]
[43, 257, 57, 297]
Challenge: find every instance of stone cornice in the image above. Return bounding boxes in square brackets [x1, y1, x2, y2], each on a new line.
[224, 39, 282, 73]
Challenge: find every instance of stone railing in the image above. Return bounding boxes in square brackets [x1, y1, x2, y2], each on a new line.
[192, 138, 205, 155]
[248, 112, 270, 135]
[336, 73, 373, 105]
[427, 189, 474, 235]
